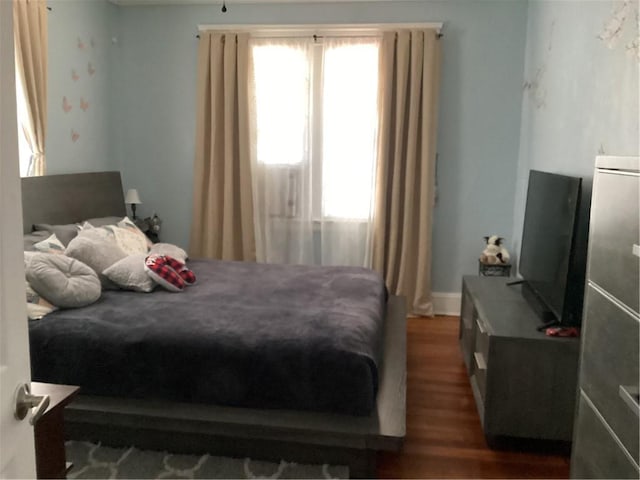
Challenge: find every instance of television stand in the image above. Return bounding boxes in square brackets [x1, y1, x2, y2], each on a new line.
[536, 319, 561, 331]
[458, 275, 580, 445]
[505, 279, 560, 330]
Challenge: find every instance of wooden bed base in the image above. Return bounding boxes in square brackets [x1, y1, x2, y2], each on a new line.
[64, 296, 406, 478]
[21, 172, 407, 478]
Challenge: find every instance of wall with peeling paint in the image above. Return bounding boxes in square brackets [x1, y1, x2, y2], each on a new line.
[511, 0, 639, 268]
[46, 0, 118, 174]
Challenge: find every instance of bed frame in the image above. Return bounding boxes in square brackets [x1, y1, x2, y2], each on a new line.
[21, 171, 406, 478]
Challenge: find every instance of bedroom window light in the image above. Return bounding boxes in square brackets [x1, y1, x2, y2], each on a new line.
[252, 44, 310, 166]
[321, 42, 378, 220]
[15, 70, 32, 177]
[251, 36, 379, 221]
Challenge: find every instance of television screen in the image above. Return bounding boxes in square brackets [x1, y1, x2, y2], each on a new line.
[519, 170, 582, 322]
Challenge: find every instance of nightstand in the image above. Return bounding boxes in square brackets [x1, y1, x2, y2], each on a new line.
[31, 382, 80, 479]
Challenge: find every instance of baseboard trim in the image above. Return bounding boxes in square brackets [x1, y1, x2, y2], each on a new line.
[432, 292, 461, 316]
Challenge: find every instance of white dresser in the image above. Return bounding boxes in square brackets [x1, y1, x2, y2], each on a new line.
[570, 156, 640, 478]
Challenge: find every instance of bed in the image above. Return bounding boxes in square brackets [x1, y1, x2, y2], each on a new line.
[22, 171, 406, 477]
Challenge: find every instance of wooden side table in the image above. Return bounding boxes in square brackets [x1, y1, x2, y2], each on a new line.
[31, 382, 80, 479]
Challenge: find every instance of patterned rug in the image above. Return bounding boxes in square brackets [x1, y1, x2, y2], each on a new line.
[65, 441, 349, 479]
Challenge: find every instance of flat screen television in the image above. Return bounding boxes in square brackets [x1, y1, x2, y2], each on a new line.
[518, 170, 586, 328]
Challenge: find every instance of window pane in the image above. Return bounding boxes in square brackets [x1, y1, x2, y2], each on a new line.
[252, 43, 310, 166]
[322, 41, 379, 220]
[15, 70, 32, 177]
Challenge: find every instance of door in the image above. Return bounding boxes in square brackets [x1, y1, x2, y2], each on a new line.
[0, 0, 37, 477]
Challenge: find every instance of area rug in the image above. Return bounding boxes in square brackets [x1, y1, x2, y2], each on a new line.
[65, 441, 349, 479]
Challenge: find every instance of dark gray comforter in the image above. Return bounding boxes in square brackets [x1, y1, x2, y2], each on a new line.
[29, 259, 387, 415]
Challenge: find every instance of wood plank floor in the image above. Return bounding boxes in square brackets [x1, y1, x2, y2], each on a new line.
[376, 316, 571, 479]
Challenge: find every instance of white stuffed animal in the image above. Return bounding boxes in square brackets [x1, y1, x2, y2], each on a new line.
[480, 235, 511, 264]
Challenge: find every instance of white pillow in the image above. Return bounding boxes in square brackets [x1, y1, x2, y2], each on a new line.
[26, 281, 57, 320]
[149, 243, 188, 263]
[77, 226, 114, 242]
[25, 251, 57, 319]
[26, 253, 101, 308]
[103, 254, 156, 293]
[107, 226, 149, 256]
[83, 216, 122, 227]
[65, 233, 127, 289]
[118, 217, 153, 249]
[33, 234, 66, 254]
[78, 221, 94, 231]
[79, 220, 148, 256]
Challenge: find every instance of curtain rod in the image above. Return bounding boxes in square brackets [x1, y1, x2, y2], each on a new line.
[196, 22, 444, 38]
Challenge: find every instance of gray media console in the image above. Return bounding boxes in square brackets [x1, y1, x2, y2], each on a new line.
[459, 276, 580, 444]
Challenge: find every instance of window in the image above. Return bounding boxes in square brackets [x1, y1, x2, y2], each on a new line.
[15, 70, 32, 177]
[251, 36, 379, 221]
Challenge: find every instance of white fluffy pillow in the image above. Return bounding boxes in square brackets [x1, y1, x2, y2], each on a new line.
[107, 226, 149, 256]
[24, 252, 57, 319]
[103, 254, 156, 293]
[26, 253, 101, 308]
[33, 234, 66, 254]
[118, 217, 153, 249]
[79, 222, 148, 256]
[149, 243, 188, 263]
[65, 233, 127, 289]
[26, 281, 57, 320]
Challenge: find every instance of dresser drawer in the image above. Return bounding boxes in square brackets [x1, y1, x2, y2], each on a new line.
[459, 285, 476, 371]
[580, 285, 639, 464]
[588, 170, 639, 313]
[571, 392, 639, 479]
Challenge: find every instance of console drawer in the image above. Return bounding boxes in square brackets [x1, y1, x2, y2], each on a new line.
[472, 351, 487, 400]
[474, 316, 490, 359]
[459, 285, 476, 371]
[580, 286, 639, 464]
[571, 392, 639, 479]
[588, 170, 639, 314]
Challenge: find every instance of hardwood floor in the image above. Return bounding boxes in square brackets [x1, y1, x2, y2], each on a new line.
[376, 316, 571, 479]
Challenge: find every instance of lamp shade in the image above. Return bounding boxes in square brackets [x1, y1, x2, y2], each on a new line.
[125, 189, 142, 205]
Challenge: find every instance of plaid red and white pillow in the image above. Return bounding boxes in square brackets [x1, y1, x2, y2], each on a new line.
[144, 254, 196, 292]
[163, 255, 196, 285]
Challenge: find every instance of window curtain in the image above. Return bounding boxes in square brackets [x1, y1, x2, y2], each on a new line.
[248, 36, 380, 267]
[190, 32, 256, 260]
[13, 0, 47, 177]
[249, 38, 314, 265]
[372, 30, 441, 316]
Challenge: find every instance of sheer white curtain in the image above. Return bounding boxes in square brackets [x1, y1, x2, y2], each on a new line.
[249, 36, 380, 267]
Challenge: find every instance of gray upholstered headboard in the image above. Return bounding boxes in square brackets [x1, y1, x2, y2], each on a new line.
[21, 172, 127, 234]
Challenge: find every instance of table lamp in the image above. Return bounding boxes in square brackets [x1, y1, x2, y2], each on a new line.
[125, 188, 142, 219]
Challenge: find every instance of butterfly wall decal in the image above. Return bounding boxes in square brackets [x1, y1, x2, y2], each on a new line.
[62, 96, 72, 113]
[80, 97, 89, 112]
[71, 69, 79, 81]
[77, 37, 85, 50]
[88, 62, 95, 76]
[71, 130, 80, 143]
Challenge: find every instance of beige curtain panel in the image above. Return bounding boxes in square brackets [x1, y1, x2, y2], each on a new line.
[372, 29, 442, 316]
[13, 0, 48, 176]
[190, 32, 256, 261]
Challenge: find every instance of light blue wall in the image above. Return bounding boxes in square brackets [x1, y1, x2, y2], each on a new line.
[46, 0, 116, 174]
[511, 0, 639, 265]
[112, 1, 528, 292]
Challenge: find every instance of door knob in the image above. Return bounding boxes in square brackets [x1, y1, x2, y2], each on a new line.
[14, 383, 50, 425]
